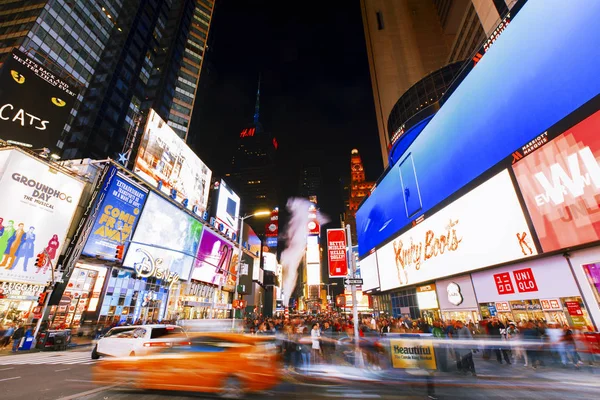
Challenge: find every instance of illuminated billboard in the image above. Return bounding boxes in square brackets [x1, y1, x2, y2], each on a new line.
[82, 166, 147, 260]
[263, 252, 277, 272]
[307, 263, 321, 286]
[0, 149, 84, 284]
[134, 109, 212, 214]
[512, 105, 600, 252]
[376, 170, 536, 291]
[213, 180, 240, 235]
[123, 192, 203, 281]
[191, 229, 233, 287]
[360, 252, 380, 292]
[0, 49, 78, 152]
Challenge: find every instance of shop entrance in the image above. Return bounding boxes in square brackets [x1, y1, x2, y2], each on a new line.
[139, 305, 161, 323]
[441, 310, 479, 324]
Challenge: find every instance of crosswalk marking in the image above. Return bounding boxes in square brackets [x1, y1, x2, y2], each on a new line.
[0, 351, 97, 365]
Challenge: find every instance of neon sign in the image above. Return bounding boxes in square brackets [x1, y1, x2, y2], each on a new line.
[133, 248, 179, 288]
[240, 128, 255, 138]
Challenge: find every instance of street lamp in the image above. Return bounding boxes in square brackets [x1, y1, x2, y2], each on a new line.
[232, 210, 271, 330]
[321, 282, 338, 304]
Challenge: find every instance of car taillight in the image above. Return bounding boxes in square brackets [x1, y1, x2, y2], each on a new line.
[143, 342, 171, 347]
[174, 341, 191, 346]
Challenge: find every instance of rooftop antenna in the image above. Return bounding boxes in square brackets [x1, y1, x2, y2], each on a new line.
[253, 73, 261, 124]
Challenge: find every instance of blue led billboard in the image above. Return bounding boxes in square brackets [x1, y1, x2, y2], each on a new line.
[356, 2, 600, 256]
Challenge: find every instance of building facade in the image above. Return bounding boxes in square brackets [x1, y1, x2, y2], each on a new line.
[344, 149, 375, 244]
[356, 2, 600, 330]
[360, 0, 520, 167]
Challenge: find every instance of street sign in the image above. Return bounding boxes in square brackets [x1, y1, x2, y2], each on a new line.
[344, 278, 363, 285]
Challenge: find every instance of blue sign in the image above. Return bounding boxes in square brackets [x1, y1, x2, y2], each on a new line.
[266, 236, 278, 248]
[82, 166, 148, 260]
[488, 305, 497, 317]
[356, 2, 600, 257]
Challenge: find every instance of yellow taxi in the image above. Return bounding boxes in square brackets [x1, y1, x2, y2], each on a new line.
[93, 332, 281, 398]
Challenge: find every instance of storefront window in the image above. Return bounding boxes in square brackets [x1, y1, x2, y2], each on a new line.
[390, 288, 419, 319]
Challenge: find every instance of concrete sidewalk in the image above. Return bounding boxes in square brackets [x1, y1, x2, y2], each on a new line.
[0, 335, 94, 356]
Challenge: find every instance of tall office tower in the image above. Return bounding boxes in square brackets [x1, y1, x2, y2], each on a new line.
[361, 0, 519, 167]
[0, 1, 128, 145]
[227, 79, 279, 220]
[61, 0, 215, 160]
[299, 164, 322, 199]
[344, 149, 375, 243]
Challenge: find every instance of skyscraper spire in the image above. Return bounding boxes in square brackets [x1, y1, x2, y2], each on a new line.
[253, 73, 261, 123]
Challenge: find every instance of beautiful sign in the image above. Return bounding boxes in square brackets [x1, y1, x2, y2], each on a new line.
[327, 229, 348, 277]
[390, 339, 437, 370]
[376, 170, 536, 291]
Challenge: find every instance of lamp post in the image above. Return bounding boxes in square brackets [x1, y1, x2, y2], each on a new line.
[321, 282, 338, 303]
[231, 210, 271, 331]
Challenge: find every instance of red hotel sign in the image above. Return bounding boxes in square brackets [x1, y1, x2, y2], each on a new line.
[327, 229, 348, 277]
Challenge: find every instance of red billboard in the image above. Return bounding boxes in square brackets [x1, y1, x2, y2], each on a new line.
[512, 108, 600, 252]
[327, 229, 348, 277]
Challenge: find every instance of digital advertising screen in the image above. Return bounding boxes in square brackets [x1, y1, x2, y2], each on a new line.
[134, 109, 212, 214]
[263, 252, 277, 272]
[82, 166, 147, 260]
[191, 229, 234, 287]
[512, 105, 600, 252]
[0, 149, 84, 284]
[242, 222, 261, 257]
[359, 252, 380, 292]
[376, 170, 537, 292]
[0, 49, 78, 152]
[123, 192, 203, 281]
[213, 180, 240, 234]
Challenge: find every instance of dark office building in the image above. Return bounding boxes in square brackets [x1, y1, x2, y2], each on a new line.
[227, 80, 279, 220]
[60, 0, 215, 160]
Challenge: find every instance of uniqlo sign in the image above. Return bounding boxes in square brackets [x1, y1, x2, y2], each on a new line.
[327, 229, 348, 277]
[513, 267, 538, 293]
[494, 272, 515, 295]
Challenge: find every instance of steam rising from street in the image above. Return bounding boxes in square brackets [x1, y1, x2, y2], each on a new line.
[280, 197, 329, 306]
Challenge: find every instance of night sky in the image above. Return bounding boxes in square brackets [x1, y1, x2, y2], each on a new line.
[189, 0, 384, 226]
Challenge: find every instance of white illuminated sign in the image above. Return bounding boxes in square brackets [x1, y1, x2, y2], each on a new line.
[376, 170, 537, 291]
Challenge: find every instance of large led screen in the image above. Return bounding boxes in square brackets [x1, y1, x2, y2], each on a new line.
[191, 229, 233, 287]
[360, 252, 380, 292]
[242, 222, 261, 257]
[134, 109, 212, 214]
[213, 180, 240, 234]
[512, 105, 600, 252]
[0, 149, 84, 284]
[123, 192, 203, 281]
[376, 170, 536, 292]
[0, 49, 78, 152]
[82, 166, 147, 260]
[356, 2, 600, 257]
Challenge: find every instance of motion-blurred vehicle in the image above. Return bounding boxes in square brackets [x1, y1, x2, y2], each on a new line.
[91, 324, 187, 359]
[93, 332, 281, 398]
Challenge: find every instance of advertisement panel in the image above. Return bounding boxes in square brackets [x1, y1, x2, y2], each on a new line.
[376, 170, 536, 291]
[471, 255, 581, 302]
[390, 339, 437, 370]
[133, 109, 211, 214]
[265, 209, 278, 237]
[306, 235, 320, 264]
[360, 252, 379, 292]
[123, 192, 203, 281]
[0, 49, 78, 152]
[242, 222, 261, 257]
[307, 263, 321, 286]
[213, 179, 240, 235]
[435, 275, 478, 310]
[82, 166, 147, 260]
[512, 107, 600, 252]
[327, 228, 347, 277]
[0, 149, 84, 284]
[191, 229, 233, 287]
[307, 204, 320, 236]
[263, 252, 277, 272]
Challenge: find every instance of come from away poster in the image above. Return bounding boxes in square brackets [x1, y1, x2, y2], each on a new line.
[82, 166, 148, 260]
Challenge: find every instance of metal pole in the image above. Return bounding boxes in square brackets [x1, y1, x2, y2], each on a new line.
[345, 224, 361, 362]
[231, 217, 245, 331]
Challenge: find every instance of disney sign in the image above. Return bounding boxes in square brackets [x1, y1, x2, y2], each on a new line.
[133, 248, 179, 288]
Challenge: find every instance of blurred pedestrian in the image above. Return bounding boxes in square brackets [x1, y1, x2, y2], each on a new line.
[488, 317, 511, 364]
[11, 324, 25, 352]
[454, 320, 476, 376]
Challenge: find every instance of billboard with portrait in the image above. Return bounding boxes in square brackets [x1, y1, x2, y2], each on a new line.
[0, 149, 84, 284]
[191, 229, 234, 287]
[123, 192, 203, 281]
[512, 104, 600, 252]
[0, 49, 78, 152]
[243, 222, 261, 257]
[82, 166, 147, 260]
[134, 109, 212, 214]
[376, 170, 536, 292]
[213, 180, 240, 235]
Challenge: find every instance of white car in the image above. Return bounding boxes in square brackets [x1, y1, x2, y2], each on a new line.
[92, 324, 188, 359]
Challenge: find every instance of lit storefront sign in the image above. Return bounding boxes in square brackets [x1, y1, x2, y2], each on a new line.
[132, 248, 179, 288]
[0, 281, 44, 300]
[376, 170, 536, 291]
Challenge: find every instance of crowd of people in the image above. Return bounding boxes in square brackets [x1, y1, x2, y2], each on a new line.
[0, 322, 34, 352]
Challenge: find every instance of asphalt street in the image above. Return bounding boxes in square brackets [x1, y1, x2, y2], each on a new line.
[1, 349, 599, 400]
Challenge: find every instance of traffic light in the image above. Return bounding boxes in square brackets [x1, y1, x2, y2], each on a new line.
[115, 244, 125, 261]
[37, 292, 47, 305]
[35, 253, 45, 268]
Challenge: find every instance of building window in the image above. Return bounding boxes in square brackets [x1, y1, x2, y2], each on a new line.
[376, 11, 384, 30]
